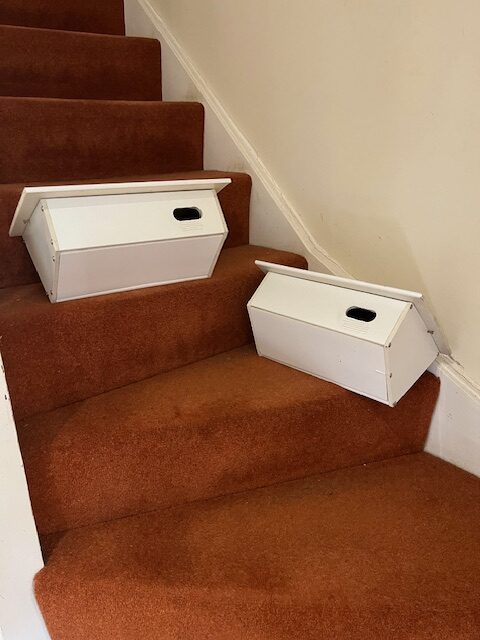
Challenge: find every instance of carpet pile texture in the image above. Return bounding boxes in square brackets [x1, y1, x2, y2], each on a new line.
[36, 454, 480, 640]
[18, 345, 438, 534]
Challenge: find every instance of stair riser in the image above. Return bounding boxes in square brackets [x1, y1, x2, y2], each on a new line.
[0, 0, 125, 35]
[0, 172, 251, 289]
[0, 247, 304, 419]
[0, 26, 162, 101]
[0, 98, 204, 184]
[20, 369, 438, 534]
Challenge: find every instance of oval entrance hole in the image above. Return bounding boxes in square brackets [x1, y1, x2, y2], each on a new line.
[173, 207, 202, 221]
[346, 306, 377, 322]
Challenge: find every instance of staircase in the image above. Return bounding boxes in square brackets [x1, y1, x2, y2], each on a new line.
[1, 2, 479, 639]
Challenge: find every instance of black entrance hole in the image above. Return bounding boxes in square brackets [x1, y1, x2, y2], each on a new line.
[346, 306, 377, 322]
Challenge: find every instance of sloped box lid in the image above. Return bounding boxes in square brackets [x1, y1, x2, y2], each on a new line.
[9, 178, 231, 238]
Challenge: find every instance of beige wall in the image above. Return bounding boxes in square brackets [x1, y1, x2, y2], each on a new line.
[153, 0, 480, 385]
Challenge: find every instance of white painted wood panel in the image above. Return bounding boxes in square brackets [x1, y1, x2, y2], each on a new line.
[387, 306, 439, 402]
[248, 262, 438, 406]
[250, 272, 408, 346]
[12, 180, 229, 303]
[23, 202, 57, 300]
[47, 190, 225, 250]
[56, 235, 222, 301]
[249, 307, 389, 402]
[255, 260, 447, 353]
[10, 179, 231, 237]
[0, 355, 50, 640]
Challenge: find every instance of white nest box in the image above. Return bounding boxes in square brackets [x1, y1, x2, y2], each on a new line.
[248, 262, 445, 406]
[9, 179, 230, 303]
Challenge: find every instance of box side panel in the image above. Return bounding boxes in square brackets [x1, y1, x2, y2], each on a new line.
[249, 306, 388, 403]
[22, 202, 55, 299]
[48, 190, 226, 250]
[387, 306, 439, 404]
[249, 272, 408, 346]
[56, 235, 224, 301]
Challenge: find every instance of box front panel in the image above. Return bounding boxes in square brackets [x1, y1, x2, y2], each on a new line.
[249, 306, 389, 403]
[56, 235, 224, 301]
[249, 272, 409, 346]
[48, 190, 227, 250]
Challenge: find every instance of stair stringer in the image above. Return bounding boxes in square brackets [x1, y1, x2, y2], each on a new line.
[0, 353, 50, 640]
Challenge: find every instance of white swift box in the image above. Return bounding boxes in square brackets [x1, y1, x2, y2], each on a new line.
[9, 179, 230, 303]
[248, 261, 445, 406]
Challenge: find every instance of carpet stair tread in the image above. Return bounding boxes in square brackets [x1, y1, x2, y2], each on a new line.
[0, 24, 162, 101]
[35, 453, 480, 640]
[0, 245, 305, 419]
[0, 97, 204, 185]
[19, 345, 438, 534]
[0, 0, 125, 35]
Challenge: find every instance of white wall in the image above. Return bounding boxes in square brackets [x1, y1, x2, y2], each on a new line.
[0, 355, 49, 640]
[147, 0, 480, 387]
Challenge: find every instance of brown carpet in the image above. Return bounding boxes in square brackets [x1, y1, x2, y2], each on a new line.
[35, 454, 480, 640]
[0, 0, 125, 35]
[0, 97, 204, 184]
[0, 24, 162, 100]
[18, 346, 438, 534]
[1, 2, 473, 639]
[0, 245, 305, 419]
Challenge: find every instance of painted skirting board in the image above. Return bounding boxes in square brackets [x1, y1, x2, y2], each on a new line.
[426, 355, 480, 478]
[0, 356, 50, 640]
[124, 0, 349, 275]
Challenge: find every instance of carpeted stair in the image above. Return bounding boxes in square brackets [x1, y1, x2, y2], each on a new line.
[18, 346, 437, 535]
[0, 0, 125, 34]
[1, 1, 479, 638]
[0, 97, 204, 184]
[1, 246, 304, 418]
[0, 24, 162, 100]
[35, 454, 480, 640]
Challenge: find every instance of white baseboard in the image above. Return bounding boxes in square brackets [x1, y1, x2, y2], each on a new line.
[124, 0, 350, 275]
[426, 355, 480, 478]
